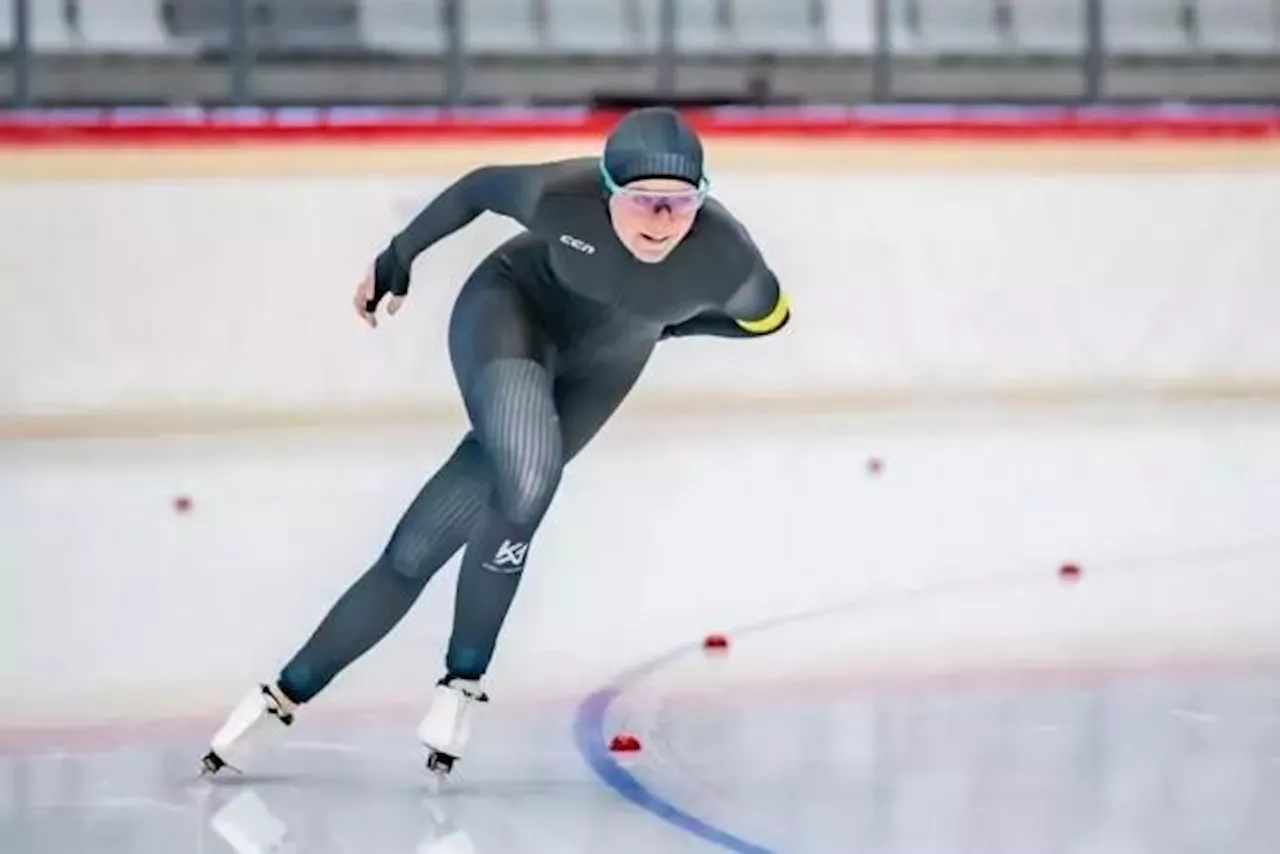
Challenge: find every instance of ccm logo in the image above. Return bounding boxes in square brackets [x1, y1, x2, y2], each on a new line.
[559, 234, 596, 254]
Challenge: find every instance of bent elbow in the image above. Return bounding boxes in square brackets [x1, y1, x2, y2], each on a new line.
[734, 290, 791, 336]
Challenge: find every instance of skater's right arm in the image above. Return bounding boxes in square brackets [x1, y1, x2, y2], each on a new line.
[369, 164, 548, 303]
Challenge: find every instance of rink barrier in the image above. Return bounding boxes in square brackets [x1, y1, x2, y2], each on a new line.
[2, 104, 1280, 145]
[5, 382, 1280, 440]
[6, 137, 1280, 181]
[2, 104, 1280, 180]
[4, 108, 1277, 433]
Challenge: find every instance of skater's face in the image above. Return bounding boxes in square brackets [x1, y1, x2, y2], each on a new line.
[606, 177, 703, 264]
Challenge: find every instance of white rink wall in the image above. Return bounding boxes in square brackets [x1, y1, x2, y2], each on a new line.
[3, 160, 1280, 728]
[2, 169, 1279, 423]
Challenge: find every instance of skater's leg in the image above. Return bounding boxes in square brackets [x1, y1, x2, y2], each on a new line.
[200, 438, 490, 774]
[413, 352, 651, 771]
[443, 351, 652, 680]
[274, 436, 489, 705]
[440, 357, 563, 680]
[408, 267, 572, 767]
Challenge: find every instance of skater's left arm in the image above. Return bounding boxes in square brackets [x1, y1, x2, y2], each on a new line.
[368, 163, 548, 305]
[660, 262, 791, 340]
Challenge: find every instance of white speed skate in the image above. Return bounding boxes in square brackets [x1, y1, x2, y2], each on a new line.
[200, 684, 295, 776]
[416, 674, 489, 779]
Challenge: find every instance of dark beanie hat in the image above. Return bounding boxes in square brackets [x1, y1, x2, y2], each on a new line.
[602, 107, 704, 188]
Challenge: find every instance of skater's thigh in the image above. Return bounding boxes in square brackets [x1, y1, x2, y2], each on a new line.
[555, 350, 651, 462]
[448, 263, 563, 519]
[448, 263, 556, 426]
[448, 259, 553, 391]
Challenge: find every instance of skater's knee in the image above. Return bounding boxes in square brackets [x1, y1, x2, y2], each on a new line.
[382, 538, 420, 581]
[493, 447, 563, 526]
[467, 358, 562, 526]
[384, 437, 487, 581]
[383, 532, 451, 582]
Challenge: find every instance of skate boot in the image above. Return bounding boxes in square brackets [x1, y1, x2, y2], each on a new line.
[200, 683, 295, 776]
[416, 674, 489, 779]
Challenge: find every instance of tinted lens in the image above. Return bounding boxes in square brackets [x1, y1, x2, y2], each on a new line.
[619, 190, 704, 215]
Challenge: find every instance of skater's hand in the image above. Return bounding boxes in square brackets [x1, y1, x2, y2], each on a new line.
[353, 265, 405, 329]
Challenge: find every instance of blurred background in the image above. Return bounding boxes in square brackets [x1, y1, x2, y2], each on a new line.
[3, 0, 1279, 108]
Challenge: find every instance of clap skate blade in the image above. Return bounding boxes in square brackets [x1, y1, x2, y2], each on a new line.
[199, 751, 229, 776]
[426, 751, 455, 777]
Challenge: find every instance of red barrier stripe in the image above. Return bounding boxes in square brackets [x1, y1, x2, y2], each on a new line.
[1, 110, 1278, 145]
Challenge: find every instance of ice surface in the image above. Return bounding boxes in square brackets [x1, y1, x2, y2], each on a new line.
[3, 404, 1280, 853]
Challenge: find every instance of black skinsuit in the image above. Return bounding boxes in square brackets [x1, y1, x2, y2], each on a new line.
[276, 157, 790, 702]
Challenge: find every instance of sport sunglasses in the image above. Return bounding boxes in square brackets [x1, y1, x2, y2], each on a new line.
[600, 162, 709, 215]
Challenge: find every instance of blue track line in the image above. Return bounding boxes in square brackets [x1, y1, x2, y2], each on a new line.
[571, 646, 774, 853]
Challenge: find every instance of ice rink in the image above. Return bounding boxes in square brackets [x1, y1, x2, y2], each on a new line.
[3, 401, 1280, 854]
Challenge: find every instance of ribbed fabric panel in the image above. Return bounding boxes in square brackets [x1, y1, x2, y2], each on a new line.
[385, 438, 489, 579]
[606, 151, 702, 186]
[472, 358, 564, 527]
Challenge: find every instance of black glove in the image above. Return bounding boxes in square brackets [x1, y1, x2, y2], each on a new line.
[365, 246, 411, 313]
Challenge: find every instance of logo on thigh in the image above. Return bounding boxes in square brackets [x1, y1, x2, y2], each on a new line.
[484, 539, 529, 573]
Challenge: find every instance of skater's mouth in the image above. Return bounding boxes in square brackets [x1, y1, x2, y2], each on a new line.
[640, 233, 672, 245]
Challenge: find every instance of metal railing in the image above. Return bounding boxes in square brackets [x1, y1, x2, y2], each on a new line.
[4, 0, 1279, 107]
